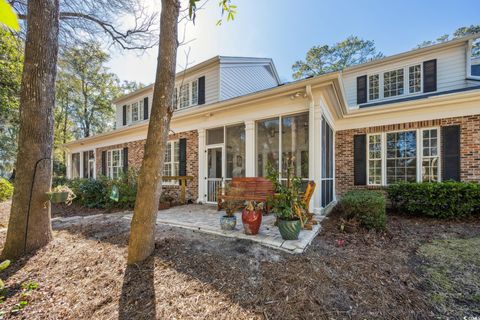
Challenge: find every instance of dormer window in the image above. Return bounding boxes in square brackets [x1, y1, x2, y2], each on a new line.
[173, 79, 201, 110]
[131, 102, 140, 122]
[364, 63, 425, 103]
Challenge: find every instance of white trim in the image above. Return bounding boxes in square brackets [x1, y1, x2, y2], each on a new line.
[106, 148, 123, 179]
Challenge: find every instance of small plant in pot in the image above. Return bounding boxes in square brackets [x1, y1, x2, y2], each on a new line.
[242, 201, 263, 235]
[219, 186, 245, 231]
[46, 185, 76, 205]
[158, 192, 173, 210]
[268, 165, 304, 240]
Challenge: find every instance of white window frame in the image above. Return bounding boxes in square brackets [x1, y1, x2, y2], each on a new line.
[366, 63, 424, 103]
[131, 102, 140, 123]
[383, 67, 405, 98]
[107, 148, 123, 179]
[163, 140, 180, 185]
[85, 150, 96, 179]
[366, 133, 383, 185]
[175, 79, 200, 110]
[125, 99, 145, 125]
[366, 127, 441, 186]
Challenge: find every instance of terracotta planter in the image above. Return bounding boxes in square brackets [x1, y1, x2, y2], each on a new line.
[220, 215, 237, 231]
[242, 208, 262, 235]
[278, 218, 301, 240]
[46, 191, 69, 204]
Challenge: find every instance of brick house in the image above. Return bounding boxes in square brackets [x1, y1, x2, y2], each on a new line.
[64, 36, 480, 213]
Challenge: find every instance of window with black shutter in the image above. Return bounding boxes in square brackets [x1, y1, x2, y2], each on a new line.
[143, 97, 149, 120]
[101, 151, 107, 176]
[423, 59, 437, 93]
[122, 105, 127, 126]
[178, 138, 187, 177]
[354, 134, 367, 185]
[198, 76, 205, 105]
[123, 147, 128, 173]
[356, 75, 367, 104]
[442, 125, 460, 181]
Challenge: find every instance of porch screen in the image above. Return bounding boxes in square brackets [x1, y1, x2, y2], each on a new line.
[321, 117, 334, 207]
[71, 153, 80, 178]
[226, 124, 245, 178]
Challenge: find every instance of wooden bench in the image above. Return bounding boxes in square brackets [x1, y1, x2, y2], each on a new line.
[217, 177, 275, 214]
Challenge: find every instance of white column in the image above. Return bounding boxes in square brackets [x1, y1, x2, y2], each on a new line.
[79, 151, 84, 179]
[313, 99, 323, 213]
[197, 129, 206, 203]
[245, 120, 255, 177]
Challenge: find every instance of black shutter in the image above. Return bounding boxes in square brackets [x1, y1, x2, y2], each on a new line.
[442, 125, 460, 181]
[83, 151, 88, 178]
[122, 105, 127, 126]
[143, 97, 149, 120]
[179, 138, 187, 177]
[123, 147, 128, 173]
[356, 75, 367, 104]
[102, 151, 107, 176]
[198, 76, 205, 105]
[353, 134, 367, 185]
[423, 59, 437, 93]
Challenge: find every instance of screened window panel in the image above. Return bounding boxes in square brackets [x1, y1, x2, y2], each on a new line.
[206, 127, 224, 145]
[282, 113, 309, 179]
[226, 124, 246, 178]
[256, 118, 280, 177]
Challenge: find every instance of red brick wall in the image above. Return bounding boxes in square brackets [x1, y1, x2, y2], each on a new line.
[96, 130, 199, 203]
[335, 115, 480, 197]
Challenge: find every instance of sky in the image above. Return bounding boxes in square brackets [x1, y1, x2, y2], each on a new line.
[107, 0, 479, 84]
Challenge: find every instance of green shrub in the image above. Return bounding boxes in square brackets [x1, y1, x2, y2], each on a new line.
[388, 181, 480, 218]
[0, 178, 14, 202]
[61, 169, 139, 209]
[338, 190, 387, 231]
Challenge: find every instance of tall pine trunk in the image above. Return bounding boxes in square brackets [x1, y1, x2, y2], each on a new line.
[2, 0, 59, 259]
[127, 0, 180, 264]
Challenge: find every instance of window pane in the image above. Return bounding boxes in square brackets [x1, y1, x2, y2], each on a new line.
[386, 131, 417, 184]
[282, 113, 309, 178]
[226, 124, 245, 178]
[369, 74, 379, 100]
[421, 129, 439, 182]
[257, 118, 279, 177]
[206, 127, 224, 145]
[384, 68, 404, 97]
[71, 153, 80, 178]
[409, 64, 422, 94]
[191, 80, 198, 105]
[180, 84, 190, 109]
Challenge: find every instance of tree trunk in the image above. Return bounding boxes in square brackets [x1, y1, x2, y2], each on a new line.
[127, 0, 180, 264]
[1, 0, 59, 259]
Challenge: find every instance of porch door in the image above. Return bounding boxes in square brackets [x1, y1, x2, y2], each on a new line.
[206, 146, 224, 203]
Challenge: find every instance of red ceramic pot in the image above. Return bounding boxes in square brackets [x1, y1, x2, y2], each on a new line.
[242, 208, 262, 235]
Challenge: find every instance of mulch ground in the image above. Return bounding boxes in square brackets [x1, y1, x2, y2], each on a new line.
[0, 201, 479, 319]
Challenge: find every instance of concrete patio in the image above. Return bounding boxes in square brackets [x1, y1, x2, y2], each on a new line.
[154, 204, 324, 254]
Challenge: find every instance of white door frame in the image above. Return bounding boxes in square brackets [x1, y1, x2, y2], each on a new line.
[205, 144, 225, 204]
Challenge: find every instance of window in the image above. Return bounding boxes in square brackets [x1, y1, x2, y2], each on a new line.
[173, 88, 178, 110]
[367, 134, 382, 185]
[368, 74, 379, 100]
[409, 64, 422, 93]
[321, 117, 334, 207]
[386, 131, 417, 184]
[206, 127, 224, 145]
[421, 129, 439, 182]
[83, 150, 95, 179]
[163, 141, 179, 184]
[179, 83, 190, 109]
[256, 113, 309, 179]
[107, 149, 123, 179]
[367, 129, 440, 185]
[383, 68, 404, 98]
[191, 80, 198, 105]
[131, 102, 139, 122]
[71, 153, 80, 178]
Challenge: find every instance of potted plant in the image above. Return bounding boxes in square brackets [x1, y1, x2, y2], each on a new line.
[267, 165, 304, 240]
[46, 185, 76, 205]
[242, 201, 263, 235]
[158, 192, 173, 210]
[220, 198, 243, 231]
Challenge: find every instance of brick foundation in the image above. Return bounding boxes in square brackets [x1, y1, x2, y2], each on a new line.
[96, 130, 199, 203]
[335, 114, 480, 197]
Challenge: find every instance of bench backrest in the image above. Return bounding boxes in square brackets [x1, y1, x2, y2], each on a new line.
[229, 177, 275, 198]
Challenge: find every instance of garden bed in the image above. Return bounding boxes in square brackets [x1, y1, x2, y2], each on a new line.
[0, 202, 478, 319]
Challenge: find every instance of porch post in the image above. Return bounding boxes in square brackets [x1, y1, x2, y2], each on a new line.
[245, 120, 255, 177]
[313, 98, 323, 213]
[197, 128, 206, 203]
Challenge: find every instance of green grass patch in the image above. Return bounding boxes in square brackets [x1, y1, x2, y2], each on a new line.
[418, 237, 480, 316]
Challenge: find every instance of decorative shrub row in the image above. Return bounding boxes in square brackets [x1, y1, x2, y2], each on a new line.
[387, 181, 480, 218]
[337, 190, 387, 231]
[0, 178, 14, 202]
[53, 170, 138, 209]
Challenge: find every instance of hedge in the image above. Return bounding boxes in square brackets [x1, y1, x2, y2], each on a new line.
[387, 181, 480, 218]
[0, 178, 14, 202]
[338, 190, 387, 231]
